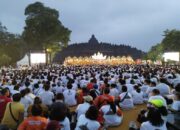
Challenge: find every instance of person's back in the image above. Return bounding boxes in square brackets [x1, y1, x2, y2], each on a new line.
[156, 83, 170, 96]
[1, 93, 24, 130]
[0, 88, 12, 121]
[39, 84, 54, 106]
[18, 104, 47, 130]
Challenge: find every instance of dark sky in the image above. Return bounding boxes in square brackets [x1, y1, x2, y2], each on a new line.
[1, 0, 180, 52]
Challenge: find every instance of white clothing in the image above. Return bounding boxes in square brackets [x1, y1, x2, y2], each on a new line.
[63, 89, 77, 106]
[131, 90, 144, 104]
[171, 100, 180, 111]
[109, 88, 119, 98]
[59, 117, 70, 130]
[76, 102, 91, 119]
[140, 121, 167, 130]
[20, 96, 33, 116]
[100, 105, 122, 126]
[156, 83, 170, 96]
[39, 91, 54, 106]
[75, 115, 100, 130]
[119, 92, 134, 109]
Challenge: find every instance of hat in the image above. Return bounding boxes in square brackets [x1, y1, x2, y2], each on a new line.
[83, 95, 93, 102]
[149, 99, 163, 108]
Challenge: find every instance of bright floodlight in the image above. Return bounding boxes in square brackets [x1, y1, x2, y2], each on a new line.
[92, 52, 106, 60]
[30, 53, 46, 64]
[163, 52, 179, 62]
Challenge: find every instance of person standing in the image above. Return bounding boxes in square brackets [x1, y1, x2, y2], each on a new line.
[1, 93, 24, 130]
[0, 88, 12, 122]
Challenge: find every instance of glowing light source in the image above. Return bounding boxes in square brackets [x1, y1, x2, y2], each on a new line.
[30, 53, 46, 64]
[92, 52, 107, 60]
[163, 52, 179, 62]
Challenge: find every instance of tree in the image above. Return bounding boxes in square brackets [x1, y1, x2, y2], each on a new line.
[146, 43, 163, 61]
[161, 29, 180, 52]
[22, 2, 71, 64]
[0, 22, 26, 66]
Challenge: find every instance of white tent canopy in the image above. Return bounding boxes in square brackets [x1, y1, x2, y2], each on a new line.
[17, 54, 29, 66]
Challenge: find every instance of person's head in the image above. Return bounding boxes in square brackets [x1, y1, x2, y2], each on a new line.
[67, 83, 72, 89]
[122, 85, 127, 92]
[31, 104, 42, 116]
[134, 85, 141, 93]
[83, 95, 93, 104]
[150, 81, 156, 87]
[12, 93, 21, 102]
[111, 84, 116, 88]
[147, 108, 164, 127]
[85, 105, 98, 120]
[174, 92, 180, 101]
[144, 79, 150, 85]
[44, 84, 50, 91]
[50, 102, 68, 121]
[56, 93, 64, 102]
[175, 83, 180, 93]
[34, 97, 42, 104]
[151, 89, 160, 96]
[20, 89, 27, 98]
[104, 87, 110, 94]
[1, 88, 10, 97]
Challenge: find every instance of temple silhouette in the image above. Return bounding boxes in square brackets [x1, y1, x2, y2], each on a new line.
[54, 35, 145, 63]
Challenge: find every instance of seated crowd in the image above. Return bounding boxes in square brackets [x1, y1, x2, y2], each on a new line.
[0, 65, 179, 130]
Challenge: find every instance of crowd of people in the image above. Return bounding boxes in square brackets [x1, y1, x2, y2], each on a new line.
[0, 64, 179, 130]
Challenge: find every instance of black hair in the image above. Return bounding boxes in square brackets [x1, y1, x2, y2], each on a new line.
[111, 84, 116, 88]
[67, 83, 72, 89]
[158, 106, 168, 116]
[34, 83, 39, 89]
[150, 81, 156, 86]
[122, 85, 127, 92]
[104, 87, 110, 94]
[152, 89, 160, 95]
[13, 93, 21, 102]
[31, 104, 42, 116]
[134, 85, 141, 93]
[44, 84, 50, 91]
[1, 88, 9, 95]
[147, 108, 164, 127]
[56, 93, 64, 101]
[20, 89, 27, 97]
[50, 102, 68, 121]
[85, 105, 98, 120]
[34, 97, 42, 104]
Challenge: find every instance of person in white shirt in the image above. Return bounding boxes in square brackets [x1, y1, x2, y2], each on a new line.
[76, 95, 93, 119]
[119, 85, 134, 109]
[148, 89, 167, 107]
[100, 101, 123, 126]
[49, 102, 70, 130]
[20, 89, 33, 117]
[63, 83, 77, 106]
[171, 92, 180, 111]
[156, 78, 170, 96]
[39, 84, 54, 106]
[146, 81, 156, 97]
[140, 107, 167, 130]
[75, 106, 100, 130]
[109, 84, 119, 99]
[132, 85, 144, 104]
[141, 79, 151, 97]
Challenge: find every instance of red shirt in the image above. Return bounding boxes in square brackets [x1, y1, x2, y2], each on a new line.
[0, 95, 12, 120]
[87, 83, 94, 90]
